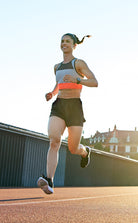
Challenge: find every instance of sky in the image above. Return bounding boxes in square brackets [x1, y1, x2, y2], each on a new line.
[0, 0, 138, 138]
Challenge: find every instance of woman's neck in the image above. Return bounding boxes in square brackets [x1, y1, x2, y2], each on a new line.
[63, 53, 75, 63]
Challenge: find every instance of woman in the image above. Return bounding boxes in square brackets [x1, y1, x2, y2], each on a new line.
[37, 33, 98, 194]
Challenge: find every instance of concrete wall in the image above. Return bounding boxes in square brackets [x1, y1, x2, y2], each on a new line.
[0, 123, 138, 187]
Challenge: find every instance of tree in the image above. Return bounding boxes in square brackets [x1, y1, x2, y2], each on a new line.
[94, 142, 110, 152]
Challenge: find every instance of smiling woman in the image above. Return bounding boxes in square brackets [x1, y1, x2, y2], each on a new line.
[37, 33, 98, 195]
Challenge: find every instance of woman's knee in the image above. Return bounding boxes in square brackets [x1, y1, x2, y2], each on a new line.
[49, 136, 61, 151]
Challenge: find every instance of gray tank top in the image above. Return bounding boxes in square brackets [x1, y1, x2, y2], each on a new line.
[56, 58, 83, 89]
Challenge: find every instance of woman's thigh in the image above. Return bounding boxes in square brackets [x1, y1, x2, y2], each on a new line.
[48, 116, 66, 140]
[67, 126, 83, 153]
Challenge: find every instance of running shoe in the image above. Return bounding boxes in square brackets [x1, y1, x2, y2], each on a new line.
[80, 146, 91, 168]
[37, 174, 54, 194]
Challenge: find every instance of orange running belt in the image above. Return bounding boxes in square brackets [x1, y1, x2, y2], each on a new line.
[58, 83, 82, 90]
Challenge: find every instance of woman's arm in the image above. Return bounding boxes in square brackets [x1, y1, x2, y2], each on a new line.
[75, 59, 98, 87]
[45, 83, 59, 101]
[45, 64, 59, 101]
[63, 59, 98, 87]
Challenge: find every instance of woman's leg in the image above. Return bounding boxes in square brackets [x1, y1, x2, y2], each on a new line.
[67, 126, 88, 157]
[47, 116, 66, 181]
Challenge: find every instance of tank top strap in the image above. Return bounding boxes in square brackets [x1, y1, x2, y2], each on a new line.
[71, 58, 83, 78]
[56, 62, 62, 71]
[71, 58, 77, 69]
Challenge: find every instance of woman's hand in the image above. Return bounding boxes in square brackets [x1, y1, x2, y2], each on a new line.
[45, 92, 53, 101]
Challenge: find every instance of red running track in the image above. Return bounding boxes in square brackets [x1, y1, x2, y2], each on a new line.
[0, 187, 138, 223]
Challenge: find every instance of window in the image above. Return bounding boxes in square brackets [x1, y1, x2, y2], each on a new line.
[109, 132, 118, 143]
[126, 135, 130, 142]
[115, 145, 118, 152]
[110, 145, 114, 152]
[125, 145, 130, 153]
[98, 137, 101, 142]
[94, 137, 97, 143]
[102, 135, 105, 142]
[89, 138, 93, 144]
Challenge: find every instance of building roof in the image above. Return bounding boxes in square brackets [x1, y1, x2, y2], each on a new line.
[93, 125, 138, 144]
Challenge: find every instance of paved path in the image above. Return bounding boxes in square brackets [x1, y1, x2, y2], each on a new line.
[0, 187, 138, 222]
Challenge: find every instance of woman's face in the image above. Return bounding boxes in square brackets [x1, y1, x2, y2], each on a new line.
[60, 35, 76, 53]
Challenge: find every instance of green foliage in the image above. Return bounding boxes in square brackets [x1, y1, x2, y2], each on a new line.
[94, 142, 110, 152]
[94, 142, 103, 150]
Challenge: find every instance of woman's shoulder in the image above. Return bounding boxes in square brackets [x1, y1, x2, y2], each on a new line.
[75, 58, 87, 68]
[54, 62, 61, 68]
[54, 62, 62, 73]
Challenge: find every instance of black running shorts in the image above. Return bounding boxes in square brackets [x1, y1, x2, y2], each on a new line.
[50, 98, 86, 127]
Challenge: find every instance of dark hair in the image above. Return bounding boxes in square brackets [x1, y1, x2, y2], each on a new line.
[62, 33, 91, 45]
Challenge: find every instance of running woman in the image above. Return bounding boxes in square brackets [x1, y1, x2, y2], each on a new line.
[37, 33, 98, 194]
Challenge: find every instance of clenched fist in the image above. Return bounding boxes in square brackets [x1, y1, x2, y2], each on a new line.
[45, 92, 53, 101]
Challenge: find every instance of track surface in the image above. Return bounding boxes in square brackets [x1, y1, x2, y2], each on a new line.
[0, 187, 138, 223]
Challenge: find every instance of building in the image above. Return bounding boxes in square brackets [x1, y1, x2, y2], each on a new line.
[85, 125, 138, 160]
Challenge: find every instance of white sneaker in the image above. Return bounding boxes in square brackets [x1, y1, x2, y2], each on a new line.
[37, 175, 54, 194]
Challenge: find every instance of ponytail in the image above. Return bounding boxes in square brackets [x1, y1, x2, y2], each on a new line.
[74, 34, 91, 44]
[62, 33, 91, 45]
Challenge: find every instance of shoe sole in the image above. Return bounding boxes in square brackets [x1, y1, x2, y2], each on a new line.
[85, 146, 91, 167]
[81, 146, 91, 168]
[85, 156, 90, 167]
[37, 177, 54, 194]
